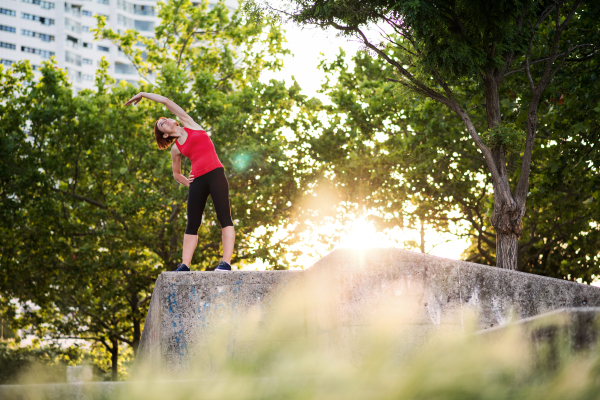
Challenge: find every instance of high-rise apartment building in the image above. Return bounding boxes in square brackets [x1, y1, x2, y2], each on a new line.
[0, 0, 236, 92]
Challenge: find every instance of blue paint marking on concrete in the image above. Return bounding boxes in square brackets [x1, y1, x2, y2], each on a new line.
[167, 283, 189, 363]
[189, 287, 207, 328]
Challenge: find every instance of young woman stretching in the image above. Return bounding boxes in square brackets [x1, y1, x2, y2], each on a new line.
[125, 92, 235, 272]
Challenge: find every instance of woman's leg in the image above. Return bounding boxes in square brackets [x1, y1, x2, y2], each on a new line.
[182, 175, 209, 267]
[209, 168, 235, 264]
[221, 226, 235, 264]
[181, 234, 199, 267]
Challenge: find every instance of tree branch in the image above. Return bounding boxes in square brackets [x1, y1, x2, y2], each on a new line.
[51, 188, 108, 209]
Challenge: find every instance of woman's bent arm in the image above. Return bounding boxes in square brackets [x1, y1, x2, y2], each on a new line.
[171, 145, 194, 186]
[125, 92, 202, 130]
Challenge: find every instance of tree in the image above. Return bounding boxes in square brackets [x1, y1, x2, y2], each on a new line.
[1, 0, 318, 379]
[308, 45, 599, 281]
[95, 0, 319, 269]
[249, 0, 600, 269]
[464, 49, 600, 279]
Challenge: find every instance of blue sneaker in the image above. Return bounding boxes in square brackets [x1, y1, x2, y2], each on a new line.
[214, 261, 232, 272]
[175, 263, 190, 272]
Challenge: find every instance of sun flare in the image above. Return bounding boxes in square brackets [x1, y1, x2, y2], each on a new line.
[335, 217, 399, 250]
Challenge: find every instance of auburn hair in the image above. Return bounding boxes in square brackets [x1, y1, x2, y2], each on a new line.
[154, 117, 179, 149]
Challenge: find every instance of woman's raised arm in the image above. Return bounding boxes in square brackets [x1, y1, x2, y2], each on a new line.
[125, 92, 202, 130]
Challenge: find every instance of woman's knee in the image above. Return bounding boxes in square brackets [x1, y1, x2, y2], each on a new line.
[218, 216, 234, 229]
[185, 222, 201, 235]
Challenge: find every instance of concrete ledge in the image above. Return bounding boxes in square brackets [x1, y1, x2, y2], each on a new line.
[136, 270, 302, 373]
[479, 307, 600, 351]
[137, 248, 600, 372]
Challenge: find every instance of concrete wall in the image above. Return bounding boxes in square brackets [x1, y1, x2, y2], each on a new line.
[136, 270, 302, 374]
[478, 308, 600, 369]
[137, 248, 600, 372]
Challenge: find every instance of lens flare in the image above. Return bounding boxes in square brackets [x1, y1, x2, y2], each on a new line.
[335, 217, 399, 250]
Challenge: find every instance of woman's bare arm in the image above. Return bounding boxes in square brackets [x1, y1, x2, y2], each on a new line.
[125, 92, 202, 130]
[171, 145, 195, 186]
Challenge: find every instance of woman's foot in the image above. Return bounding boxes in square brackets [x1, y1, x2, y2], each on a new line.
[214, 261, 232, 272]
[175, 263, 190, 272]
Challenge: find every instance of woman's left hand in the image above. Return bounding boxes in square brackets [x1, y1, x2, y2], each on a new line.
[124, 93, 144, 106]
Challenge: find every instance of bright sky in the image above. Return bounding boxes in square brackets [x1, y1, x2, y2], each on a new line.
[248, 21, 471, 270]
[260, 23, 363, 101]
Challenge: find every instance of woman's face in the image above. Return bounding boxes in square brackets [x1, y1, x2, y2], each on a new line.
[158, 118, 179, 138]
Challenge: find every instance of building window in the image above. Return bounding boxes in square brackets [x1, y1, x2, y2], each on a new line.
[64, 3, 81, 17]
[21, 0, 55, 9]
[22, 29, 55, 42]
[21, 13, 55, 25]
[0, 25, 16, 33]
[82, 10, 92, 16]
[134, 4, 154, 16]
[115, 62, 136, 75]
[67, 69, 82, 83]
[83, 58, 93, 65]
[97, 0, 109, 4]
[117, 14, 133, 28]
[0, 42, 17, 50]
[134, 20, 154, 32]
[65, 51, 82, 66]
[98, 45, 109, 52]
[82, 26, 91, 32]
[66, 35, 79, 50]
[83, 74, 94, 81]
[0, 8, 17, 16]
[1, 59, 14, 66]
[65, 18, 81, 33]
[21, 46, 55, 58]
[82, 42, 91, 49]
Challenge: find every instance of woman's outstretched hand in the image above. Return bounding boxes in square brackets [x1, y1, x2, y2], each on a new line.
[124, 93, 144, 106]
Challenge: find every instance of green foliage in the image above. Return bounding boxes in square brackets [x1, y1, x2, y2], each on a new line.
[0, 341, 84, 384]
[250, 0, 600, 270]
[297, 44, 488, 252]
[466, 51, 600, 280]
[94, 0, 317, 269]
[480, 123, 526, 154]
[303, 37, 599, 279]
[0, 0, 318, 380]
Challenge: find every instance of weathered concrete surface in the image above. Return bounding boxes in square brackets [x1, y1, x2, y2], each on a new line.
[137, 248, 600, 371]
[478, 308, 600, 364]
[136, 270, 302, 374]
[302, 249, 600, 359]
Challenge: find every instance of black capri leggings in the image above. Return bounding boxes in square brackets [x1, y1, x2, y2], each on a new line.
[185, 167, 234, 235]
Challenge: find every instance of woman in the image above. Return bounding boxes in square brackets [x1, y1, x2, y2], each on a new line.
[125, 92, 235, 272]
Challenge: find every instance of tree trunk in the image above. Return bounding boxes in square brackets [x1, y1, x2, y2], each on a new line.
[496, 231, 519, 270]
[484, 71, 525, 270]
[111, 338, 119, 381]
[491, 200, 524, 270]
[130, 292, 141, 355]
[419, 219, 425, 253]
[132, 318, 141, 355]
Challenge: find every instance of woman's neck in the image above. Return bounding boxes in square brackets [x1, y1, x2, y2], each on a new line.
[169, 126, 186, 138]
[174, 126, 187, 145]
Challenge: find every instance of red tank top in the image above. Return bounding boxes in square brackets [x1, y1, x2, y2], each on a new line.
[175, 127, 224, 177]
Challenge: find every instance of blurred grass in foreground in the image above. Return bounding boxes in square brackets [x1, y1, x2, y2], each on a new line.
[10, 286, 600, 400]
